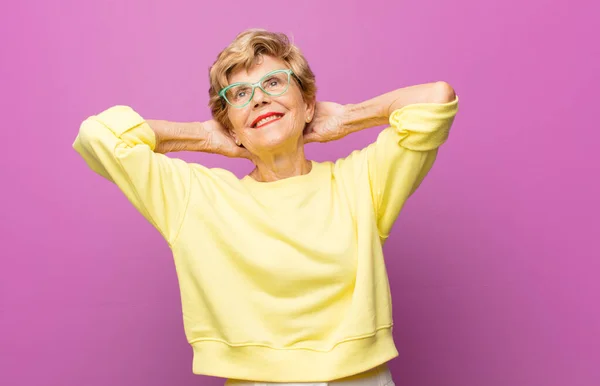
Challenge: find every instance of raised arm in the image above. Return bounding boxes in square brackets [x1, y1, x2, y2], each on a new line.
[340, 81, 456, 136]
[332, 82, 459, 241]
[148, 117, 251, 158]
[73, 105, 243, 246]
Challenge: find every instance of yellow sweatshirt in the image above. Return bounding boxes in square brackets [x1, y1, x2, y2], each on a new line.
[72, 96, 459, 382]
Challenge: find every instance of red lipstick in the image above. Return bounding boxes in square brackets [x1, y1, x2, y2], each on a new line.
[251, 112, 284, 128]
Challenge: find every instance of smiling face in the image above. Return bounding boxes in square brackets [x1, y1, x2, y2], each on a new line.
[225, 55, 315, 157]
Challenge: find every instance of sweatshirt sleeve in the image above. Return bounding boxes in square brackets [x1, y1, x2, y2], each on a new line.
[72, 105, 192, 245]
[338, 95, 459, 241]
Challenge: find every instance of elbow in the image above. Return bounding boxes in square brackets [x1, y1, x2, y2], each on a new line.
[73, 119, 92, 152]
[73, 118, 96, 149]
[429, 81, 456, 104]
[73, 117, 109, 156]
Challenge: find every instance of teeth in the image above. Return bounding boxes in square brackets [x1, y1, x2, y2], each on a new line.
[255, 114, 282, 127]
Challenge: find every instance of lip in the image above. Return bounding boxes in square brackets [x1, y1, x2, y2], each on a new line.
[251, 112, 284, 128]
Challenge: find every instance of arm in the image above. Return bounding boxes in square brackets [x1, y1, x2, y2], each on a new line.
[341, 81, 456, 135]
[147, 119, 208, 154]
[73, 105, 196, 245]
[74, 105, 251, 245]
[335, 82, 459, 241]
[304, 82, 455, 143]
[147, 118, 250, 158]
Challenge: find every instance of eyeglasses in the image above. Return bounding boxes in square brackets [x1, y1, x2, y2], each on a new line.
[219, 69, 295, 108]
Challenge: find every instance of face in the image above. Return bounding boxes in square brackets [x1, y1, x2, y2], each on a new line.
[225, 55, 314, 156]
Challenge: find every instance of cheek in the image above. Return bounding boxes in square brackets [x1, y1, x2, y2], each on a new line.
[289, 91, 308, 116]
[281, 93, 305, 117]
[228, 110, 249, 131]
[289, 99, 308, 125]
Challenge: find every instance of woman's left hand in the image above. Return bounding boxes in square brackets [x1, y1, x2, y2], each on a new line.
[303, 102, 349, 143]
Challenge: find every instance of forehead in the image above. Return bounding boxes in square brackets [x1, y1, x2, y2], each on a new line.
[228, 55, 288, 84]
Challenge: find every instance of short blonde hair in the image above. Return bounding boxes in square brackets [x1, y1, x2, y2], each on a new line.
[208, 29, 317, 129]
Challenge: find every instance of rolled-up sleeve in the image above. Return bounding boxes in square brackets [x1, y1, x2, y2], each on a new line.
[337, 96, 459, 242]
[72, 105, 192, 245]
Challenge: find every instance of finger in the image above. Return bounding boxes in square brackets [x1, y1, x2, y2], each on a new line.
[303, 133, 316, 143]
[236, 147, 253, 159]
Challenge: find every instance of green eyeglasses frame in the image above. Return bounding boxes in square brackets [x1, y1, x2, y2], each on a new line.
[218, 69, 297, 108]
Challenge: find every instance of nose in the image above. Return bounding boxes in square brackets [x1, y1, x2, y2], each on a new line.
[251, 87, 271, 106]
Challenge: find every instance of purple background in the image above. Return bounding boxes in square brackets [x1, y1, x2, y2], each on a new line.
[1, 1, 598, 385]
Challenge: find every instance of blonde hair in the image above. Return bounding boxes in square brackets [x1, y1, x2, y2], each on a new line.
[208, 29, 317, 129]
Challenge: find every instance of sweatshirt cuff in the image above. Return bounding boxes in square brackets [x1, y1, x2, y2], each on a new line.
[93, 105, 156, 150]
[388, 95, 459, 151]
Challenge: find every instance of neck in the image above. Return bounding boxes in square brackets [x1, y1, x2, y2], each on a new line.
[249, 146, 311, 182]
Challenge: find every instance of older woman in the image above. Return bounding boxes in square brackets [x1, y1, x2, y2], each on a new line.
[73, 29, 458, 385]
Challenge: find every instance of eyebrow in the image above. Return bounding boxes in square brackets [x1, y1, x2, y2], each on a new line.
[228, 69, 284, 86]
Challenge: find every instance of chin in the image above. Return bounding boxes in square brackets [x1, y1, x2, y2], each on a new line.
[249, 132, 300, 153]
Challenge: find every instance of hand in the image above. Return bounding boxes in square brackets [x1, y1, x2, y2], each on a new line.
[202, 119, 252, 159]
[303, 102, 349, 143]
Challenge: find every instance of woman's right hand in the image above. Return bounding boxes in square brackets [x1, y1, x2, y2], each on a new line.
[201, 119, 252, 159]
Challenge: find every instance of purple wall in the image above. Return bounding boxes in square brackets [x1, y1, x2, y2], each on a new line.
[1, 1, 598, 385]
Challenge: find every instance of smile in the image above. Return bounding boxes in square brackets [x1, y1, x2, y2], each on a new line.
[252, 113, 284, 128]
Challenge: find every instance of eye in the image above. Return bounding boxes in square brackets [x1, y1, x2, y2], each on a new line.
[265, 77, 279, 88]
[228, 86, 251, 101]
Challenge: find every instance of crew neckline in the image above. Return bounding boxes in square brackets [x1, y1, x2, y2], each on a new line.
[241, 160, 324, 190]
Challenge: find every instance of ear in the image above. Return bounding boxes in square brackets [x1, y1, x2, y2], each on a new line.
[228, 128, 242, 146]
[305, 98, 316, 122]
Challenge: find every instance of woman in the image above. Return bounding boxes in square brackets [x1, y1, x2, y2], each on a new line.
[73, 29, 458, 385]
